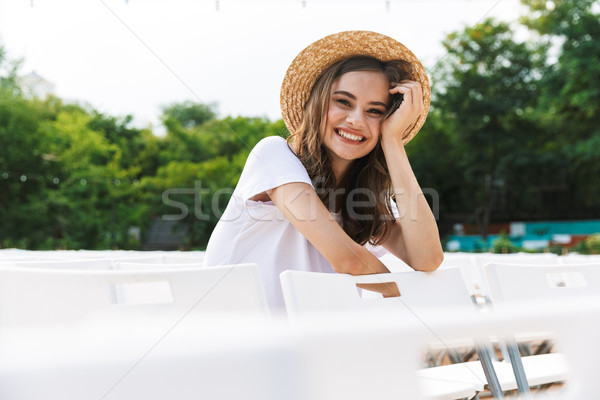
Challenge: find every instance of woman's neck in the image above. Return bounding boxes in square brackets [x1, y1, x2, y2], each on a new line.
[331, 160, 350, 185]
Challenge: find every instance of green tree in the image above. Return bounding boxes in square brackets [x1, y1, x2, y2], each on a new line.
[405, 108, 460, 236]
[0, 96, 55, 248]
[521, 0, 600, 217]
[41, 109, 119, 248]
[0, 46, 62, 248]
[162, 101, 217, 129]
[143, 113, 287, 249]
[432, 18, 547, 239]
[0, 44, 21, 96]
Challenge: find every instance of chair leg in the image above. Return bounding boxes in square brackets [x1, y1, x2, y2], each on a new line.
[518, 342, 532, 356]
[505, 339, 532, 398]
[534, 339, 554, 355]
[462, 348, 477, 362]
[448, 348, 464, 364]
[497, 341, 510, 362]
[475, 344, 505, 400]
[424, 349, 437, 367]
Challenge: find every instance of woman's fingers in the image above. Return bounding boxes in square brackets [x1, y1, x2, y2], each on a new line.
[389, 85, 412, 106]
[388, 82, 424, 116]
[389, 80, 423, 110]
[356, 282, 401, 298]
[381, 80, 424, 139]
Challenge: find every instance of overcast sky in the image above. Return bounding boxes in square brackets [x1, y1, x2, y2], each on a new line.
[0, 0, 527, 132]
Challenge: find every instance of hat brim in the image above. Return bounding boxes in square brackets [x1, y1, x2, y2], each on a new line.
[280, 30, 430, 145]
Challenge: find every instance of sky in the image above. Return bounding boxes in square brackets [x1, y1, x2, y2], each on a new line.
[0, 0, 528, 133]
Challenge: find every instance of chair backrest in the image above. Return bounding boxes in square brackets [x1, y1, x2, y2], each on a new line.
[559, 254, 600, 265]
[462, 254, 560, 297]
[473, 253, 559, 267]
[0, 263, 268, 327]
[110, 255, 165, 264]
[377, 253, 412, 272]
[162, 254, 205, 264]
[114, 261, 203, 270]
[110, 254, 204, 265]
[9, 258, 115, 270]
[483, 262, 600, 303]
[280, 268, 474, 318]
[113, 262, 207, 304]
[438, 256, 474, 269]
[0, 256, 41, 262]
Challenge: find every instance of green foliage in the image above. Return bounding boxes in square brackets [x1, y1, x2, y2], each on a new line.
[142, 112, 284, 249]
[0, 45, 21, 97]
[407, 4, 600, 241]
[573, 234, 600, 254]
[424, 18, 547, 238]
[1, 39, 286, 250]
[162, 101, 217, 129]
[518, 0, 600, 215]
[0, 92, 56, 248]
[492, 232, 521, 254]
[3, 2, 600, 250]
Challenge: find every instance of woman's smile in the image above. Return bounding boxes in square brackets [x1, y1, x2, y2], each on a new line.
[334, 127, 366, 143]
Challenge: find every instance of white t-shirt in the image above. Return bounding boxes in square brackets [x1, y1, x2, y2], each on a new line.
[204, 136, 387, 311]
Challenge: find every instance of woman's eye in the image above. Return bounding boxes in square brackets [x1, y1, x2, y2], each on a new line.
[336, 99, 351, 107]
[368, 109, 384, 115]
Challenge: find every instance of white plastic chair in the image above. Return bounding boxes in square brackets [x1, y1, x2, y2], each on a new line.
[482, 262, 600, 396]
[112, 262, 212, 304]
[6, 258, 115, 270]
[281, 268, 474, 317]
[0, 309, 480, 400]
[110, 255, 166, 264]
[162, 252, 205, 264]
[114, 261, 203, 270]
[108, 253, 204, 266]
[558, 254, 600, 265]
[484, 262, 600, 303]
[466, 254, 560, 297]
[416, 297, 600, 400]
[377, 252, 412, 272]
[280, 268, 507, 399]
[0, 263, 268, 327]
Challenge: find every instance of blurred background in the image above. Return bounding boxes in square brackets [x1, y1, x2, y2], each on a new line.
[0, 0, 599, 254]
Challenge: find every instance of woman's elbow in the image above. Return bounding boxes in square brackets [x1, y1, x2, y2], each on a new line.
[330, 249, 381, 275]
[412, 251, 444, 272]
[331, 257, 362, 275]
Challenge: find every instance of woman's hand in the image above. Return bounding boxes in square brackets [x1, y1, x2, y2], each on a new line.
[377, 80, 444, 272]
[356, 282, 401, 298]
[380, 80, 424, 143]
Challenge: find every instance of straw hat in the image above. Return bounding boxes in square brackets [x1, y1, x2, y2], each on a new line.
[280, 30, 430, 144]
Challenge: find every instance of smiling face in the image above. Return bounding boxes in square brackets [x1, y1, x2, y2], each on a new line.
[320, 70, 390, 179]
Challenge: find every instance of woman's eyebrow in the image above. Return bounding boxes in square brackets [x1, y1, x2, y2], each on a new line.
[333, 91, 388, 108]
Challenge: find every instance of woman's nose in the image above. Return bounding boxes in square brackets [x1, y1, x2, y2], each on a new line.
[346, 108, 365, 128]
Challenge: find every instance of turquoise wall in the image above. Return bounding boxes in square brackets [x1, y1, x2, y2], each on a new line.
[524, 220, 600, 235]
[446, 220, 600, 251]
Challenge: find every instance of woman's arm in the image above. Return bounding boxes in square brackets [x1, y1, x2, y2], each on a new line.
[379, 80, 444, 271]
[266, 182, 391, 276]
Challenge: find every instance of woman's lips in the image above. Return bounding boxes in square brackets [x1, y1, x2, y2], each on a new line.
[334, 128, 366, 142]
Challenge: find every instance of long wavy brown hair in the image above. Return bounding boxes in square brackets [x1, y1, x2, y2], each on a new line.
[287, 56, 414, 246]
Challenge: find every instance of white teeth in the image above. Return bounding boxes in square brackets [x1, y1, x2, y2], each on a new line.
[336, 129, 363, 142]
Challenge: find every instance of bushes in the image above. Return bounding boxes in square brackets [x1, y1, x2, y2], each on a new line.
[491, 232, 521, 254]
[573, 234, 600, 255]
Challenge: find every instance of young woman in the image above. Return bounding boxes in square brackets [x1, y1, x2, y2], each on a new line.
[205, 31, 444, 311]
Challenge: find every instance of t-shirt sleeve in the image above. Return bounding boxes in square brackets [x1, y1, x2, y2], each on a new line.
[236, 136, 313, 202]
